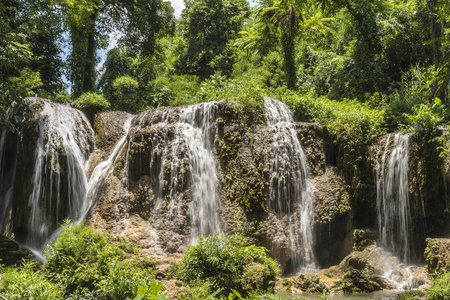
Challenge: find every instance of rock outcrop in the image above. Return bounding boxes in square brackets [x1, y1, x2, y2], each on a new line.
[425, 238, 450, 275]
[87, 100, 353, 272]
[0, 234, 31, 266]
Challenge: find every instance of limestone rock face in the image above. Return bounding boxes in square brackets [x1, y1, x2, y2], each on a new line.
[87, 100, 353, 271]
[425, 238, 450, 275]
[313, 167, 353, 267]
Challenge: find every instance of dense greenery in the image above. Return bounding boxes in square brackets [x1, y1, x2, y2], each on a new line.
[427, 271, 450, 300]
[0, 222, 166, 300]
[2, 0, 449, 136]
[0, 224, 290, 300]
[179, 234, 280, 297]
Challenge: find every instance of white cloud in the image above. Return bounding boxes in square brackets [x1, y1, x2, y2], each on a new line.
[169, 0, 184, 18]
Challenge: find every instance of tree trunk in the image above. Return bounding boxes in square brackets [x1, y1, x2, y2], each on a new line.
[428, 0, 445, 102]
[83, 10, 98, 93]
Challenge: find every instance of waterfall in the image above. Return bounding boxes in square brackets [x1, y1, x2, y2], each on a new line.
[376, 133, 411, 263]
[79, 117, 133, 222]
[26, 100, 94, 249]
[264, 97, 316, 272]
[179, 102, 221, 240]
[0, 110, 19, 234]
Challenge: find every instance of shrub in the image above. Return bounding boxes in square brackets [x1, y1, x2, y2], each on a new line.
[0, 261, 63, 300]
[427, 271, 450, 300]
[384, 66, 432, 129]
[72, 92, 110, 110]
[404, 103, 445, 134]
[179, 234, 279, 297]
[44, 222, 158, 299]
[112, 76, 139, 95]
[280, 92, 386, 150]
[44, 222, 122, 295]
[98, 260, 154, 300]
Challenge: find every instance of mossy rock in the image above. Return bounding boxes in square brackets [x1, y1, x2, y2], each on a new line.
[425, 238, 450, 275]
[353, 229, 377, 251]
[0, 234, 31, 266]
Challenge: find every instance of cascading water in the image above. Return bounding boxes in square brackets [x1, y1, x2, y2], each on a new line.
[376, 133, 411, 263]
[0, 110, 19, 235]
[264, 97, 316, 273]
[79, 117, 133, 222]
[120, 102, 221, 254]
[0, 100, 95, 250]
[28, 101, 94, 249]
[179, 102, 221, 240]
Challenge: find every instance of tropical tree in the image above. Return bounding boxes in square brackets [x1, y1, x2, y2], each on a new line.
[175, 0, 250, 79]
[257, 0, 331, 89]
[428, 0, 449, 102]
[59, 0, 175, 98]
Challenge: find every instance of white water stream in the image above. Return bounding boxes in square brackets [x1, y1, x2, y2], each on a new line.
[376, 133, 411, 263]
[26, 100, 94, 249]
[179, 102, 221, 240]
[264, 97, 316, 273]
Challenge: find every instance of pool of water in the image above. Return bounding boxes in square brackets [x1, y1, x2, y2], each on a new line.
[278, 290, 400, 300]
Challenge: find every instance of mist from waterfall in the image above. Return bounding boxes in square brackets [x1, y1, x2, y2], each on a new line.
[376, 133, 411, 263]
[264, 97, 316, 272]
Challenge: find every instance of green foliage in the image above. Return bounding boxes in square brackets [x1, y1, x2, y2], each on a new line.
[154, 75, 200, 106]
[98, 48, 134, 98]
[99, 260, 154, 300]
[283, 92, 385, 149]
[427, 271, 450, 300]
[44, 222, 122, 294]
[113, 76, 139, 96]
[404, 103, 445, 134]
[257, 0, 332, 89]
[179, 234, 279, 297]
[134, 282, 169, 300]
[0, 261, 63, 300]
[176, 0, 250, 79]
[73, 92, 110, 110]
[397, 290, 424, 300]
[384, 66, 432, 129]
[44, 222, 158, 299]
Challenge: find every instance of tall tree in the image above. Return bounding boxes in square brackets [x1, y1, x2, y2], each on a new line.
[175, 0, 249, 79]
[61, 0, 175, 98]
[257, 0, 331, 89]
[258, 0, 307, 89]
[428, 0, 447, 101]
[0, 0, 61, 128]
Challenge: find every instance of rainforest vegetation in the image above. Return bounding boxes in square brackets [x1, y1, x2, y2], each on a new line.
[1, 0, 450, 299]
[1, 0, 450, 168]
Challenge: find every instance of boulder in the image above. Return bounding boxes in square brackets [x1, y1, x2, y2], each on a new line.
[425, 238, 450, 275]
[0, 234, 31, 266]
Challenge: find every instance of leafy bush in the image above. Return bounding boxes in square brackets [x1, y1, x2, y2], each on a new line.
[179, 234, 279, 297]
[112, 76, 139, 95]
[44, 222, 123, 295]
[427, 271, 450, 300]
[155, 75, 200, 106]
[44, 222, 158, 299]
[404, 103, 445, 133]
[281, 92, 385, 149]
[0, 261, 62, 300]
[72, 92, 110, 110]
[99, 260, 154, 299]
[384, 66, 432, 129]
